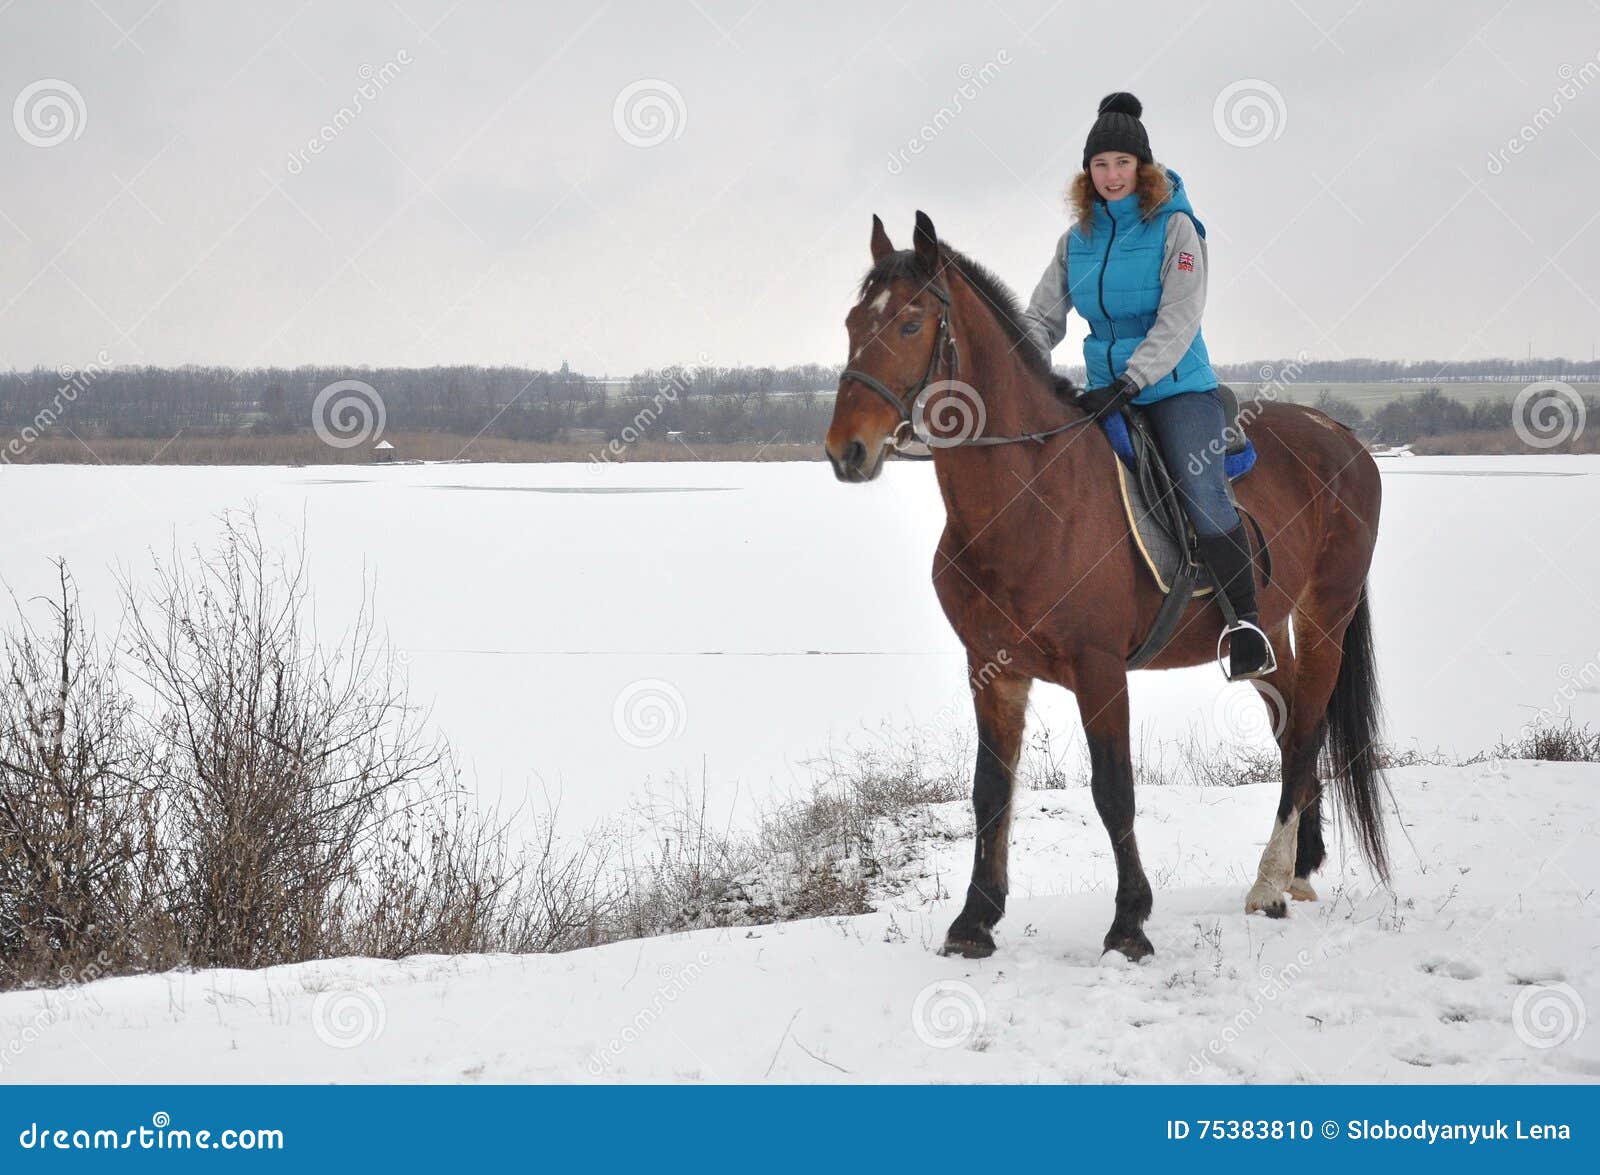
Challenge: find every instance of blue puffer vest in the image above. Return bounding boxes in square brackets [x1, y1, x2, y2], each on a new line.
[1066, 168, 1217, 405]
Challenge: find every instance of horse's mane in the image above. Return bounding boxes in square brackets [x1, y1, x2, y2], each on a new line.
[858, 246, 1075, 396]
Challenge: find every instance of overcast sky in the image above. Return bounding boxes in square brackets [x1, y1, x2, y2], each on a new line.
[1, 0, 1597, 375]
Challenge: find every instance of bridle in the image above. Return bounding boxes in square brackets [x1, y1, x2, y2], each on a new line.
[838, 277, 1098, 457]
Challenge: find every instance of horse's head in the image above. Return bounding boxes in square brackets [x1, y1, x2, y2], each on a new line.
[825, 212, 959, 482]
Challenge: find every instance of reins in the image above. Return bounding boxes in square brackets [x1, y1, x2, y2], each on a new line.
[838, 276, 1097, 460]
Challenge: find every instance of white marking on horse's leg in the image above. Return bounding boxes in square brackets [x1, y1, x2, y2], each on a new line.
[1287, 876, 1318, 901]
[1245, 811, 1300, 916]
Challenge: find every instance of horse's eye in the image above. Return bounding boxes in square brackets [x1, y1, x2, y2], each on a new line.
[900, 320, 922, 336]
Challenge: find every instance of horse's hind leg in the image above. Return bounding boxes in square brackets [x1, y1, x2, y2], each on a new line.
[940, 667, 1032, 959]
[1247, 608, 1340, 916]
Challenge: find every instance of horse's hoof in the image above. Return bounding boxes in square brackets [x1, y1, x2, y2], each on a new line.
[1288, 877, 1318, 902]
[1103, 928, 1154, 961]
[939, 925, 996, 959]
[1245, 883, 1288, 918]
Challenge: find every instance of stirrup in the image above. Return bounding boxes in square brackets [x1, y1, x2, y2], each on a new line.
[1216, 618, 1277, 682]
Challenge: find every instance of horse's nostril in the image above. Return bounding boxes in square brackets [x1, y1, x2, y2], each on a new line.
[843, 440, 867, 469]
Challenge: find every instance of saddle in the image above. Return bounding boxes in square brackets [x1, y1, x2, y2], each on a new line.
[1101, 384, 1273, 669]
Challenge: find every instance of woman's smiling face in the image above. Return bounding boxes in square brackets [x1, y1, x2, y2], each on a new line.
[1089, 151, 1139, 201]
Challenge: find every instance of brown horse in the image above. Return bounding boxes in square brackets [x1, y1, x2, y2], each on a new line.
[824, 212, 1388, 961]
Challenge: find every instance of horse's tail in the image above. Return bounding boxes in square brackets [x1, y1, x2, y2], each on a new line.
[1322, 582, 1390, 882]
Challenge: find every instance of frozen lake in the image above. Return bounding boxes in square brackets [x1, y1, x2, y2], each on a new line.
[3, 456, 1599, 835]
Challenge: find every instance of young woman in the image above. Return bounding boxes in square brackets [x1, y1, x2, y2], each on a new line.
[1020, 91, 1275, 681]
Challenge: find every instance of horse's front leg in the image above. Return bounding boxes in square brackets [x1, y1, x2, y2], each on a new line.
[1072, 652, 1155, 960]
[939, 665, 1032, 959]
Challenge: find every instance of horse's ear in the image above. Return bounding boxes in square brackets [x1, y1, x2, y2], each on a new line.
[870, 214, 893, 260]
[913, 210, 941, 271]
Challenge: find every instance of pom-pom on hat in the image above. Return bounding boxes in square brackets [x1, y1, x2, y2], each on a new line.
[1082, 91, 1152, 170]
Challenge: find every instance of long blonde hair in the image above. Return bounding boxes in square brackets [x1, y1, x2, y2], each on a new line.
[1067, 161, 1173, 234]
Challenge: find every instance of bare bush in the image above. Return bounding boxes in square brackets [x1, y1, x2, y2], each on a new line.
[0, 565, 167, 986]
[119, 513, 446, 969]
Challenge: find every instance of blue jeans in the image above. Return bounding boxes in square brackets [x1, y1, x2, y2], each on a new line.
[1140, 388, 1240, 538]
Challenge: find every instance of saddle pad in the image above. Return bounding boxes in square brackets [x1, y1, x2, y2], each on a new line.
[1101, 410, 1258, 481]
[1114, 458, 1217, 599]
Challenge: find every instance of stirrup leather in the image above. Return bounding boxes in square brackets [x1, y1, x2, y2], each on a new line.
[1216, 617, 1277, 682]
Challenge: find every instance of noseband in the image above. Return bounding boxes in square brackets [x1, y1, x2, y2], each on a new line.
[839, 280, 1096, 456]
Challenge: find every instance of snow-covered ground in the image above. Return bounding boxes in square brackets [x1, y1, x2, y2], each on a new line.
[2, 761, 1594, 1083]
[3, 456, 1600, 834]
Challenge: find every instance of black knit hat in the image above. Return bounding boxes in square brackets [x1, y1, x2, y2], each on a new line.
[1082, 92, 1151, 170]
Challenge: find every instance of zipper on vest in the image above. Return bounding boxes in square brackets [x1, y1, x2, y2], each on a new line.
[1097, 209, 1117, 380]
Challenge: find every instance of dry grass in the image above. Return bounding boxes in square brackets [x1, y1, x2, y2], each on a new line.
[1, 432, 824, 465]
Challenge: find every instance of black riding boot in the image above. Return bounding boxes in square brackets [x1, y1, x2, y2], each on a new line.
[1194, 522, 1276, 681]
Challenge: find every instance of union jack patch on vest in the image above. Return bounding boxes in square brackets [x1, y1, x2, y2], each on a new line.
[1177, 251, 1195, 272]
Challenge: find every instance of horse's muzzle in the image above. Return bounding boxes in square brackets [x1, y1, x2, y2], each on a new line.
[826, 437, 882, 482]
